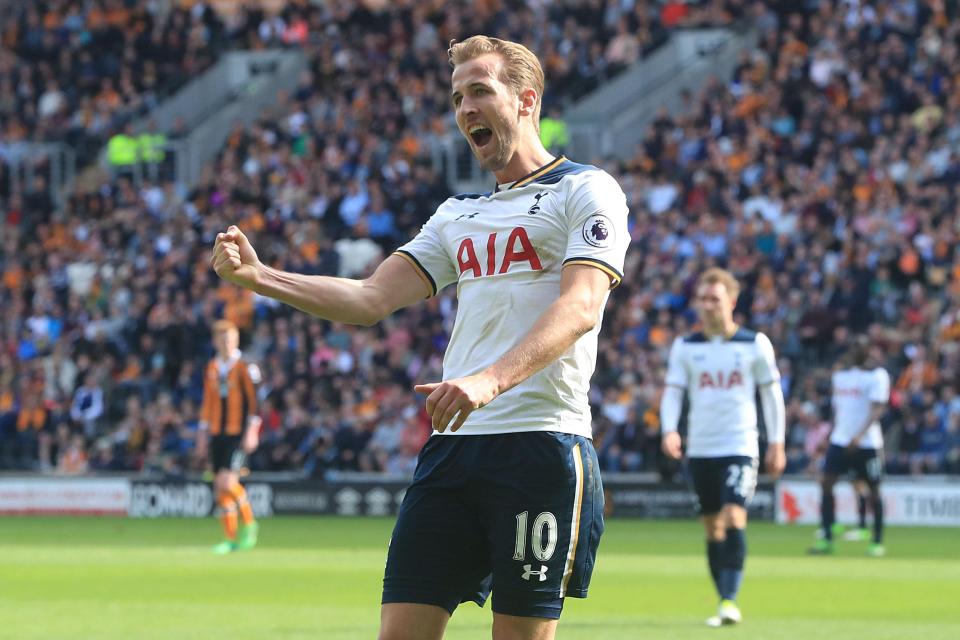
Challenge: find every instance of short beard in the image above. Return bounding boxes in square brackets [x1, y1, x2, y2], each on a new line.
[469, 116, 515, 172]
[474, 131, 513, 172]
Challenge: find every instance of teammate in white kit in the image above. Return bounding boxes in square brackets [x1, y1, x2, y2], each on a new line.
[809, 337, 889, 557]
[211, 36, 629, 640]
[660, 268, 786, 627]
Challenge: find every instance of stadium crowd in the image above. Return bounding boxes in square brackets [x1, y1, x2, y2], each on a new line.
[0, 0, 671, 190]
[0, 0, 238, 172]
[2, 0, 960, 479]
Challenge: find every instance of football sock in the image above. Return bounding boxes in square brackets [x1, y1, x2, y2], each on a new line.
[707, 539, 724, 597]
[719, 528, 746, 602]
[217, 491, 238, 540]
[821, 490, 835, 541]
[872, 494, 884, 544]
[228, 480, 255, 525]
[857, 493, 868, 529]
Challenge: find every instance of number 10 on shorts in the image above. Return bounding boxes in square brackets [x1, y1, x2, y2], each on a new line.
[513, 511, 559, 562]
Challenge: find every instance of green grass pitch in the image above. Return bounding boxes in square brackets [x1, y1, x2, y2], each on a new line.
[1, 517, 957, 639]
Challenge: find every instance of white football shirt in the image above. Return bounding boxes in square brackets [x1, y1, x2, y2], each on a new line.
[664, 329, 780, 457]
[830, 367, 890, 448]
[395, 157, 630, 437]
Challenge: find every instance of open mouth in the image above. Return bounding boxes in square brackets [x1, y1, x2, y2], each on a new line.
[468, 125, 493, 148]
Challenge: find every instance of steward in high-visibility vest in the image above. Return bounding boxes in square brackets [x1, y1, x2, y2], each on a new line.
[138, 121, 167, 163]
[107, 125, 138, 168]
[540, 111, 569, 153]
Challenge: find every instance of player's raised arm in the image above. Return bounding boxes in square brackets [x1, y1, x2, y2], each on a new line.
[211, 225, 431, 326]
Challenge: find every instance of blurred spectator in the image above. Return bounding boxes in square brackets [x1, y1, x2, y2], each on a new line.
[18, 395, 52, 460]
[946, 417, 960, 474]
[540, 106, 570, 155]
[2, 1, 233, 168]
[2, 1, 960, 480]
[600, 413, 647, 472]
[913, 408, 948, 474]
[57, 433, 89, 475]
[107, 122, 138, 178]
[69, 372, 104, 438]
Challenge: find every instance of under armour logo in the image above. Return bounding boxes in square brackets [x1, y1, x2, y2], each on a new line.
[521, 564, 548, 582]
[527, 192, 546, 215]
[456, 211, 480, 221]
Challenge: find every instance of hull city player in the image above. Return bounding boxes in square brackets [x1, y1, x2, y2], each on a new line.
[198, 320, 261, 554]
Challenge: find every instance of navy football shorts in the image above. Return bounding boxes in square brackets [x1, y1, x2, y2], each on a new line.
[687, 456, 758, 515]
[382, 431, 604, 620]
[823, 444, 883, 483]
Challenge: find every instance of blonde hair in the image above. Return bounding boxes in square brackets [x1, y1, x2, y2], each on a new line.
[448, 36, 544, 132]
[212, 319, 238, 334]
[697, 268, 741, 299]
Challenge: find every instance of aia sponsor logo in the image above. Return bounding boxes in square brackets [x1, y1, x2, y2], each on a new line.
[456, 226, 542, 278]
[834, 387, 863, 397]
[698, 370, 744, 389]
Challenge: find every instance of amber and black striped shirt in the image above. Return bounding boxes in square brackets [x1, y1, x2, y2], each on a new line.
[200, 355, 258, 436]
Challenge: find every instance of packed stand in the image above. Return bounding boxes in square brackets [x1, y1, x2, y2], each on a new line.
[3, 0, 960, 478]
[0, 0, 240, 182]
[594, 0, 960, 478]
[0, 0, 668, 476]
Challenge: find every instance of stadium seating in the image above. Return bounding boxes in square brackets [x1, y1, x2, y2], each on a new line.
[2, 1, 959, 478]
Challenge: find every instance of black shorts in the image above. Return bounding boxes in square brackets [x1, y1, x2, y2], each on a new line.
[382, 431, 604, 620]
[687, 456, 758, 515]
[823, 444, 883, 483]
[210, 434, 246, 472]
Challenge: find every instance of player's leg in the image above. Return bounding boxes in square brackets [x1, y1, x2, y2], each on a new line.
[688, 458, 726, 601]
[482, 433, 604, 639]
[808, 472, 838, 554]
[212, 468, 239, 553]
[717, 503, 747, 623]
[491, 613, 558, 640]
[810, 445, 844, 553]
[842, 479, 870, 541]
[217, 442, 257, 550]
[865, 480, 884, 555]
[228, 472, 258, 550]
[701, 513, 726, 598]
[856, 481, 869, 529]
[713, 456, 756, 625]
[861, 449, 885, 556]
[379, 604, 449, 640]
[380, 436, 492, 639]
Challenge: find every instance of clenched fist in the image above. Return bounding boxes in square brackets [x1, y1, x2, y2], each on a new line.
[211, 225, 261, 289]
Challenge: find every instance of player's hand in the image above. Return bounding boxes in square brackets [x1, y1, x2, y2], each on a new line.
[847, 436, 861, 452]
[243, 417, 261, 453]
[211, 225, 262, 289]
[765, 442, 786, 479]
[415, 372, 499, 433]
[661, 431, 683, 460]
